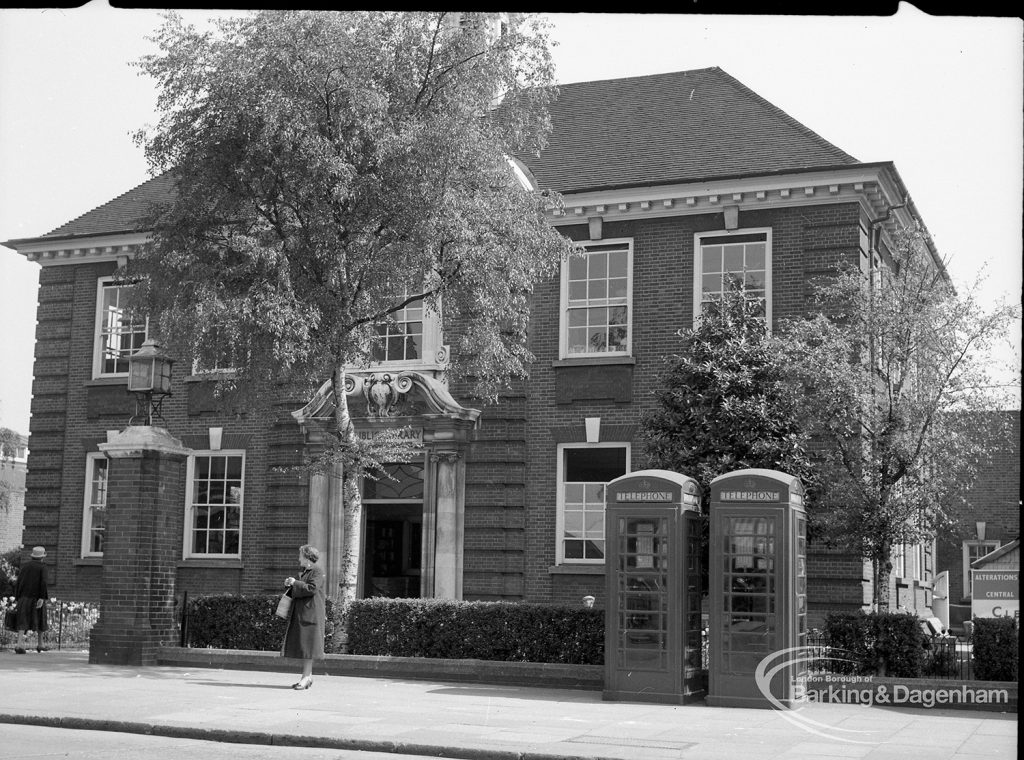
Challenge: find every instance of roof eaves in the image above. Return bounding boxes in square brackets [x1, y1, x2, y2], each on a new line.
[553, 161, 893, 197]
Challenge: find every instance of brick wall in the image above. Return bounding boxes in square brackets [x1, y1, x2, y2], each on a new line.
[24, 200, 870, 615]
[515, 203, 864, 607]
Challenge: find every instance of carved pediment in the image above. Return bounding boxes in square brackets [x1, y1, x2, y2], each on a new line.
[292, 370, 480, 427]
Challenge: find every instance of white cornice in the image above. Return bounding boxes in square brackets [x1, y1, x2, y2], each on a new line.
[548, 165, 907, 233]
[14, 232, 151, 267]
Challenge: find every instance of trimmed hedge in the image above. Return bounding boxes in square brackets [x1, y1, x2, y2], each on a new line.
[347, 598, 604, 664]
[823, 611, 926, 677]
[971, 616, 1018, 682]
[184, 595, 602, 664]
[185, 594, 339, 652]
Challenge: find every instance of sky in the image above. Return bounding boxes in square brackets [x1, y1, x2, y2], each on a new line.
[0, 3, 1021, 435]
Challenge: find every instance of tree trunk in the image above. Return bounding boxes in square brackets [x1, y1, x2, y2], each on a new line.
[874, 541, 893, 612]
[333, 362, 362, 652]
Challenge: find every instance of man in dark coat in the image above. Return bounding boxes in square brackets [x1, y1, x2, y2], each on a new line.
[14, 545, 49, 654]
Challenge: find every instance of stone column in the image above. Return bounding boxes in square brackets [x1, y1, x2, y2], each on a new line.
[89, 426, 189, 665]
[324, 461, 346, 600]
[431, 450, 464, 599]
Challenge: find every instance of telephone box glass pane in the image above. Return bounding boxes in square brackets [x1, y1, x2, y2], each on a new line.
[616, 516, 669, 671]
[722, 515, 779, 663]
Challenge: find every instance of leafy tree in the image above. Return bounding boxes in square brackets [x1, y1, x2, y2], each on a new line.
[641, 279, 820, 515]
[126, 11, 576, 615]
[0, 426, 21, 514]
[784, 225, 1019, 610]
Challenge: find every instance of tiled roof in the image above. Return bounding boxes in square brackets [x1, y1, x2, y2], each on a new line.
[33, 67, 860, 241]
[524, 67, 859, 193]
[40, 171, 176, 239]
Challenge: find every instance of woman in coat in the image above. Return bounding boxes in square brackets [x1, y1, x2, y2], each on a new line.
[281, 544, 326, 690]
[14, 545, 50, 654]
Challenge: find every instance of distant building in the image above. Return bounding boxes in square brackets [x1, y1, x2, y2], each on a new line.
[4, 67, 948, 624]
[0, 431, 28, 552]
[937, 410, 1021, 604]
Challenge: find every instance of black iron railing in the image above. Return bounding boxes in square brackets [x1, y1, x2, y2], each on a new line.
[803, 629, 974, 680]
[1, 598, 100, 651]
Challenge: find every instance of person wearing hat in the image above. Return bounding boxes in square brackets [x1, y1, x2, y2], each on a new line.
[13, 546, 50, 654]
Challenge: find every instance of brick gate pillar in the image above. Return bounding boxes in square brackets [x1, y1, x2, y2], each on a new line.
[89, 426, 190, 665]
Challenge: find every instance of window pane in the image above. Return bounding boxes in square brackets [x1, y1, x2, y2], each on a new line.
[585, 540, 605, 560]
[723, 244, 744, 272]
[190, 453, 244, 556]
[568, 328, 589, 353]
[208, 532, 224, 554]
[564, 511, 584, 535]
[210, 456, 226, 479]
[564, 245, 630, 356]
[608, 277, 628, 299]
[608, 250, 628, 277]
[97, 282, 146, 375]
[702, 247, 722, 272]
[746, 244, 766, 270]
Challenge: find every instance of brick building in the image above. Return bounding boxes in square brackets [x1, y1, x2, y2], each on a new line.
[936, 410, 1021, 605]
[4, 68, 944, 626]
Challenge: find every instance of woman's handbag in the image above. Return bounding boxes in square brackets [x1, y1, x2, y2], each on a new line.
[3, 608, 17, 631]
[275, 592, 292, 620]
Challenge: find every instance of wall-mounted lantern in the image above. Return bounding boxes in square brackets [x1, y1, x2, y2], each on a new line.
[127, 338, 174, 426]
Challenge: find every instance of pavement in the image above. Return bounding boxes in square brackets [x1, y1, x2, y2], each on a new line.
[0, 649, 1017, 760]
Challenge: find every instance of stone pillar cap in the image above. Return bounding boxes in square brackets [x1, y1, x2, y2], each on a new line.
[98, 426, 190, 458]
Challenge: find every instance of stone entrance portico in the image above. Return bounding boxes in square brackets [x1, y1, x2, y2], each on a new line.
[292, 371, 480, 600]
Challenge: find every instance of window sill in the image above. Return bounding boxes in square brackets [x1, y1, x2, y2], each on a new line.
[548, 564, 605, 576]
[74, 557, 103, 566]
[176, 558, 243, 569]
[552, 356, 635, 368]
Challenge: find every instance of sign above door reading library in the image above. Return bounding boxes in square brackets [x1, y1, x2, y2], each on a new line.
[356, 426, 423, 446]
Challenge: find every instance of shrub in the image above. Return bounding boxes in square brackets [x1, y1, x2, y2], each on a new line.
[822, 610, 926, 677]
[344, 598, 605, 664]
[185, 594, 340, 652]
[971, 617, 1018, 681]
[0, 548, 19, 597]
[183, 595, 602, 663]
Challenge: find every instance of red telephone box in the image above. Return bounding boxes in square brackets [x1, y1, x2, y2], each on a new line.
[604, 470, 704, 704]
[707, 469, 806, 708]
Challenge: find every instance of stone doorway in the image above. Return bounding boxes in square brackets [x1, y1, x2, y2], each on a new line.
[362, 462, 424, 598]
